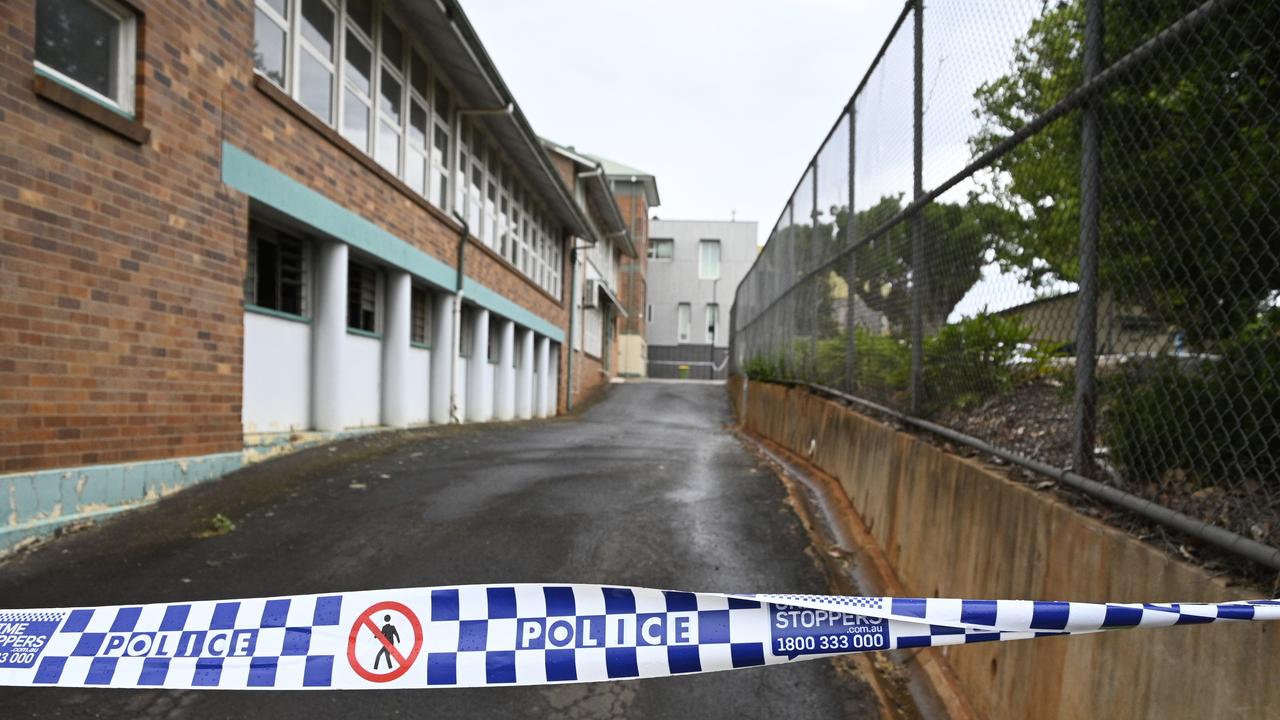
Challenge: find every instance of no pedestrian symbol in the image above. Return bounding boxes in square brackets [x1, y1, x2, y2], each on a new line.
[347, 601, 424, 683]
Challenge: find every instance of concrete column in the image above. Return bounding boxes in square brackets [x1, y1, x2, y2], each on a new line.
[496, 319, 516, 420]
[467, 307, 491, 422]
[516, 327, 534, 419]
[381, 270, 411, 428]
[535, 335, 551, 418]
[430, 292, 455, 424]
[311, 240, 348, 432]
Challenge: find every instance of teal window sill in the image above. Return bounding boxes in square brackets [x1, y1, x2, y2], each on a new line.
[347, 327, 383, 340]
[245, 304, 310, 324]
[35, 65, 134, 119]
[410, 341, 432, 350]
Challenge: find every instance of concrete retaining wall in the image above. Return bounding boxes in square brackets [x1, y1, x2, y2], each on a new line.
[734, 379, 1278, 719]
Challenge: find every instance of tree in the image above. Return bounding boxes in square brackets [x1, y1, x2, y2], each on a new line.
[847, 194, 1014, 335]
[971, 0, 1280, 346]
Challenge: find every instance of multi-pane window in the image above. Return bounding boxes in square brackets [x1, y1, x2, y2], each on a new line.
[250, 0, 567, 293]
[699, 239, 721, 279]
[410, 285, 432, 345]
[297, 0, 336, 122]
[404, 52, 429, 195]
[677, 303, 691, 344]
[347, 261, 379, 332]
[705, 303, 719, 345]
[375, 10, 403, 174]
[246, 221, 308, 316]
[649, 239, 674, 260]
[36, 0, 138, 114]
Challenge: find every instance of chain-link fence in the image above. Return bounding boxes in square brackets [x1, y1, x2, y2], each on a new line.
[730, 0, 1280, 572]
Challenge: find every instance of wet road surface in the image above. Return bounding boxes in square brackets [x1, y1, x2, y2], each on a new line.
[0, 382, 877, 718]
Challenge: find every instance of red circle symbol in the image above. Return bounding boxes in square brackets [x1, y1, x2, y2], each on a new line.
[347, 601, 424, 683]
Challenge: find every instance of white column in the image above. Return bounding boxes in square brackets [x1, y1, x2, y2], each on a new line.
[535, 335, 551, 418]
[467, 308, 491, 422]
[381, 270, 411, 428]
[516, 327, 534, 419]
[311, 240, 347, 432]
[496, 319, 516, 420]
[430, 292, 455, 424]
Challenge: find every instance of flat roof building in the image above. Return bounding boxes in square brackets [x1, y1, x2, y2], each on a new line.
[645, 220, 758, 379]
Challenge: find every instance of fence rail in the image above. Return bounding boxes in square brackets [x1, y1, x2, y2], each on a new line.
[730, 0, 1280, 571]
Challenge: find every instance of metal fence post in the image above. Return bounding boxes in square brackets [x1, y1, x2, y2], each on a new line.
[810, 162, 819, 380]
[909, 0, 925, 415]
[845, 104, 857, 393]
[1072, 0, 1103, 477]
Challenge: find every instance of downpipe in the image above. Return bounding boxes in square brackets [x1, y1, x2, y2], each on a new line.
[451, 212, 468, 424]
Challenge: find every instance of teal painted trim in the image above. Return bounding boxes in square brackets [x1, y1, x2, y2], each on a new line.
[245, 303, 311, 324]
[347, 327, 382, 340]
[0, 451, 243, 554]
[221, 142, 565, 343]
[35, 65, 134, 119]
[410, 341, 432, 350]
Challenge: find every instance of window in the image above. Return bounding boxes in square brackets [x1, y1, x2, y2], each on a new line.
[374, 10, 403, 174]
[246, 221, 308, 316]
[699, 239, 721, 279]
[458, 306, 472, 357]
[347, 261, 379, 332]
[487, 315, 501, 364]
[648, 239, 673, 260]
[297, 0, 335, 122]
[677, 303, 691, 344]
[705, 303, 719, 345]
[341, 19, 373, 151]
[410, 285, 432, 345]
[36, 0, 137, 114]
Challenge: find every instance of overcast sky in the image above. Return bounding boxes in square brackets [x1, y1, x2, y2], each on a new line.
[463, 0, 907, 246]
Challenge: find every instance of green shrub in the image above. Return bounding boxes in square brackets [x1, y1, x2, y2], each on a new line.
[1104, 310, 1280, 486]
[922, 312, 1048, 411]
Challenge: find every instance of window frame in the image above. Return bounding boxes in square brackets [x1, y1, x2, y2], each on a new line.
[698, 239, 721, 280]
[705, 303, 719, 345]
[245, 220, 311, 320]
[346, 258, 381, 334]
[410, 284, 433, 347]
[677, 302, 691, 344]
[34, 0, 139, 116]
[648, 238, 674, 261]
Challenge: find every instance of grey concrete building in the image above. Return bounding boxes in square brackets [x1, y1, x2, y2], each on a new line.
[646, 219, 758, 379]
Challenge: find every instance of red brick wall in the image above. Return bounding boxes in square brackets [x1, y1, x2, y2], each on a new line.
[571, 351, 608, 407]
[1, 0, 571, 473]
[615, 187, 650, 338]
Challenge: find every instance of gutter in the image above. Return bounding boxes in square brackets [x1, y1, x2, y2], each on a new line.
[451, 211, 468, 424]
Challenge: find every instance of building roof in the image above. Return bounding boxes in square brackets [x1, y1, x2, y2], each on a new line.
[541, 139, 636, 258]
[583, 153, 661, 207]
[397, 1, 592, 239]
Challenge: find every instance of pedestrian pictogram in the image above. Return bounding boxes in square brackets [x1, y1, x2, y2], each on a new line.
[347, 601, 423, 682]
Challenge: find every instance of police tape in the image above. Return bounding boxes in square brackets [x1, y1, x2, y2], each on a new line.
[1, 585, 1276, 689]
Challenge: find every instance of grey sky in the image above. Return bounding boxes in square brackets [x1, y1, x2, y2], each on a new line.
[463, 0, 906, 246]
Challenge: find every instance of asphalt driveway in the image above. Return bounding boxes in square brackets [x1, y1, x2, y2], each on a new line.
[0, 381, 877, 718]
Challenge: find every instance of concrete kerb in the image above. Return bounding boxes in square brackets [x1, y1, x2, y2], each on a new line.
[737, 429, 977, 720]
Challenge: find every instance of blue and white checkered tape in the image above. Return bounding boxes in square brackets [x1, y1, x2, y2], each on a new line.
[1, 585, 1276, 689]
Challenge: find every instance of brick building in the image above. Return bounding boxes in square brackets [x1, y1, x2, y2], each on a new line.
[0, 0, 623, 549]
[584, 155, 660, 378]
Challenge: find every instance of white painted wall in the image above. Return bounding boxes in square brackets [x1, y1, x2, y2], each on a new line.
[405, 347, 431, 424]
[342, 333, 382, 428]
[242, 312, 311, 433]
